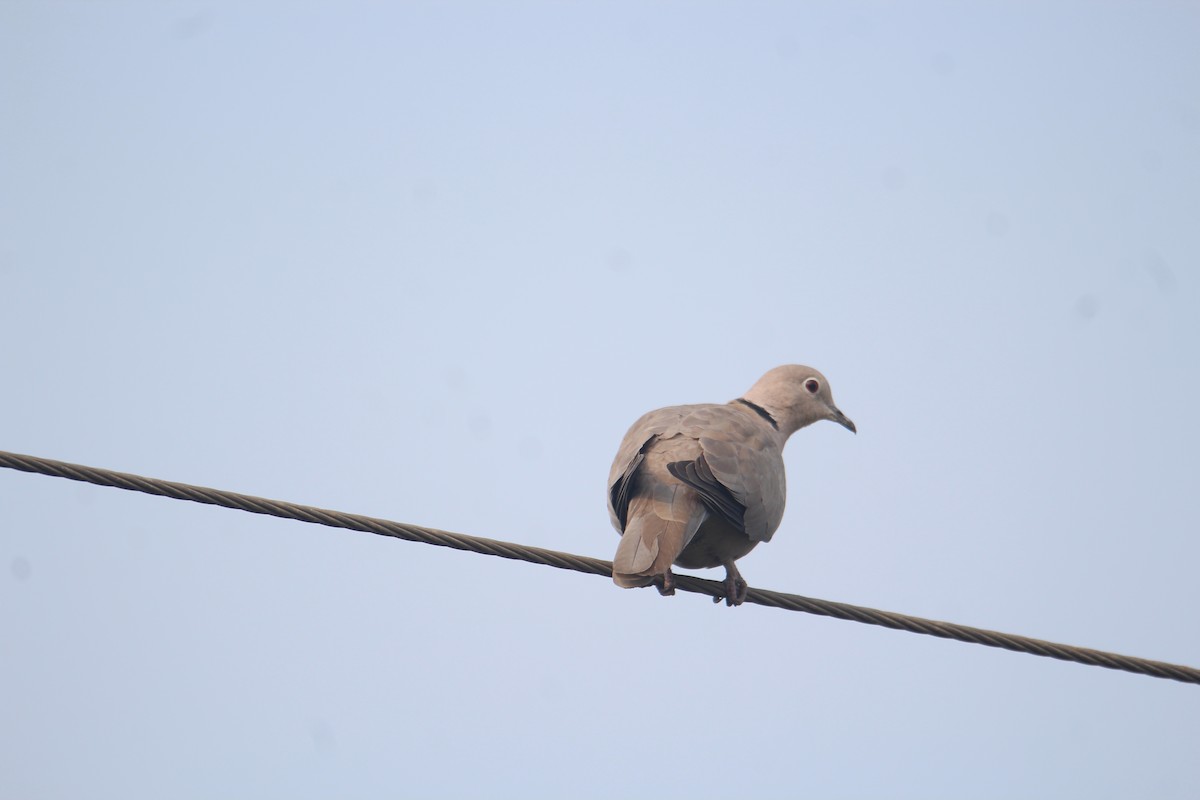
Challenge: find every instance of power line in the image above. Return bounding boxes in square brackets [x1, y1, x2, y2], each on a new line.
[1, 449, 1197, 686]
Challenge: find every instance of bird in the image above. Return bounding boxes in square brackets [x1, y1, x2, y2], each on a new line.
[607, 365, 855, 606]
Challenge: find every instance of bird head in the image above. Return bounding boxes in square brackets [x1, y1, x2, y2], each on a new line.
[740, 365, 856, 438]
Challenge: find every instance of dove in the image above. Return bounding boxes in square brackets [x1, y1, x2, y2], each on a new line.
[607, 365, 855, 606]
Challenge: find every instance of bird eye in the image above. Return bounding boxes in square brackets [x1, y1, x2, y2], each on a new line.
[805, 379, 820, 394]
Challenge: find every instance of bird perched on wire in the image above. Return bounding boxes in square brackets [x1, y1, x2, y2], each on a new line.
[607, 365, 855, 606]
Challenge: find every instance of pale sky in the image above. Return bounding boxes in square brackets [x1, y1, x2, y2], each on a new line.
[2, 3, 1199, 798]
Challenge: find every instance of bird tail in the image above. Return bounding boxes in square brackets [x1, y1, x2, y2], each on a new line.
[612, 492, 705, 588]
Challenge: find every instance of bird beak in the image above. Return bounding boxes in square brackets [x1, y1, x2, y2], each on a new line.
[831, 406, 857, 434]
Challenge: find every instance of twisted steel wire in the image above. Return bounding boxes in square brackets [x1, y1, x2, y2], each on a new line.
[2, 449, 1197, 686]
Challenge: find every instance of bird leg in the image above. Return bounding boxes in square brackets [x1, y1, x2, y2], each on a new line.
[719, 561, 748, 607]
[655, 570, 676, 597]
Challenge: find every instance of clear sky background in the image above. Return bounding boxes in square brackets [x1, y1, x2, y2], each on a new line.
[2, 2, 1198, 798]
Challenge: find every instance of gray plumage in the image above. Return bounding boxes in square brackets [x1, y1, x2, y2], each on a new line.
[607, 365, 855, 605]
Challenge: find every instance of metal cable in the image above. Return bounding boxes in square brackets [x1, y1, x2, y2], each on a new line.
[2, 449, 1197, 686]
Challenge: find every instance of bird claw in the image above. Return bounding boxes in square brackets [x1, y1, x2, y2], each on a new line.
[656, 571, 676, 597]
[721, 577, 748, 606]
[720, 564, 748, 607]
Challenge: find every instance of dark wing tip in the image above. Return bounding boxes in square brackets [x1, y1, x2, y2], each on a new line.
[667, 455, 746, 532]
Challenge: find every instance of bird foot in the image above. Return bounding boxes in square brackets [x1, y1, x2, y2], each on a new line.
[713, 563, 748, 607]
[656, 570, 676, 597]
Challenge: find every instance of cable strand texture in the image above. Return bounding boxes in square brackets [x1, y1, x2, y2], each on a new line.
[1, 449, 1196, 686]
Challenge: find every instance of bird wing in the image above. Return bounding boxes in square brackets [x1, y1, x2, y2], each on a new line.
[608, 404, 786, 543]
[607, 405, 693, 531]
[676, 405, 787, 542]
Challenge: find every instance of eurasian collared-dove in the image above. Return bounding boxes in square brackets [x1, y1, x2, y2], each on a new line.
[607, 365, 855, 606]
